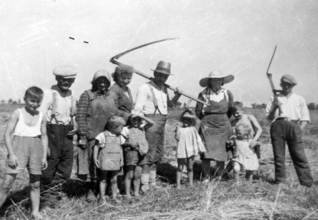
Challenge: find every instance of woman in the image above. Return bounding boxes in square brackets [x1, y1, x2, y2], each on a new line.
[195, 70, 234, 181]
[76, 70, 118, 201]
[109, 65, 134, 121]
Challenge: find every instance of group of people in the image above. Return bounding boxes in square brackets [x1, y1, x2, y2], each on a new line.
[0, 60, 314, 219]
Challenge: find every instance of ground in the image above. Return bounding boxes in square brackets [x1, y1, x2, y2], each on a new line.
[0, 105, 318, 219]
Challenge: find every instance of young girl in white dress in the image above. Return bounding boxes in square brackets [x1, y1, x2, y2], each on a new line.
[232, 124, 259, 181]
[175, 110, 205, 189]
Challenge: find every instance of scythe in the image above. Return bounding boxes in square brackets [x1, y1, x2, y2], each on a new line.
[110, 38, 208, 106]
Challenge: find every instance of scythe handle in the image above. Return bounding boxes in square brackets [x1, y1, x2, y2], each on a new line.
[111, 59, 208, 106]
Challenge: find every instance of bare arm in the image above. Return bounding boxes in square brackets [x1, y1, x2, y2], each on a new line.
[93, 142, 100, 168]
[266, 96, 279, 121]
[248, 115, 263, 142]
[4, 109, 20, 167]
[168, 90, 182, 107]
[40, 116, 48, 169]
[143, 116, 155, 130]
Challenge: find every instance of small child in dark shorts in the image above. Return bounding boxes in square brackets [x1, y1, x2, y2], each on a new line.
[93, 115, 126, 204]
[121, 109, 154, 199]
[0, 87, 48, 220]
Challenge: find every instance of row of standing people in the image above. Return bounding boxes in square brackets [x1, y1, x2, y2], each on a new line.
[0, 61, 314, 218]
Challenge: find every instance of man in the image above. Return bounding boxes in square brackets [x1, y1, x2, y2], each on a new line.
[135, 61, 181, 191]
[40, 66, 77, 185]
[265, 74, 313, 187]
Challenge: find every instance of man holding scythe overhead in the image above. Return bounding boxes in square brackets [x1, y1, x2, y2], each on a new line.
[134, 61, 181, 191]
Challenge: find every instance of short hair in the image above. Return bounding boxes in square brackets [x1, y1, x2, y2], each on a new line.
[231, 102, 244, 113]
[24, 86, 43, 101]
[106, 115, 126, 130]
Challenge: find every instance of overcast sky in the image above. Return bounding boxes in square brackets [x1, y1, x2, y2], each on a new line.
[0, 0, 317, 106]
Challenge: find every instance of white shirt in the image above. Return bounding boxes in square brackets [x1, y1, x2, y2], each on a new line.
[95, 131, 125, 148]
[39, 85, 76, 125]
[265, 92, 310, 122]
[135, 81, 169, 115]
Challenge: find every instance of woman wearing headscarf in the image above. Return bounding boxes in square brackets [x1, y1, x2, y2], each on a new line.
[76, 70, 118, 201]
[195, 70, 234, 181]
[109, 65, 134, 121]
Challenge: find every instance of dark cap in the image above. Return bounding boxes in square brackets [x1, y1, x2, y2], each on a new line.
[281, 74, 297, 85]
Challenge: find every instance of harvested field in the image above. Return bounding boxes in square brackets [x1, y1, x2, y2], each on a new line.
[1, 104, 318, 219]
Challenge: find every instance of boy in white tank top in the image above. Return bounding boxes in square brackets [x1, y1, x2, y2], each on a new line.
[0, 86, 48, 219]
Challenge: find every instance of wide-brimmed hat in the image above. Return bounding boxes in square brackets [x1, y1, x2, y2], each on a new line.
[131, 108, 144, 119]
[151, 61, 173, 75]
[199, 70, 234, 87]
[53, 66, 78, 78]
[91, 70, 111, 85]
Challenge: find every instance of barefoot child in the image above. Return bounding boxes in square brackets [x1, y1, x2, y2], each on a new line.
[175, 110, 205, 189]
[93, 116, 126, 204]
[232, 124, 259, 181]
[121, 109, 155, 198]
[0, 87, 48, 219]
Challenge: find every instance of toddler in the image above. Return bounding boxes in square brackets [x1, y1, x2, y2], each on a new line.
[232, 124, 259, 181]
[175, 110, 205, 189]
[121, 109, 154, 198]
[0, 86, 48, 219]
[93, 115, 126, 204]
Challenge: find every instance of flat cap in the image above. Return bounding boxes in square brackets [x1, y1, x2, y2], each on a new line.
[281, 74, 297, 85]
[53, 66, 78, 78]
[107, 115, 126, 128]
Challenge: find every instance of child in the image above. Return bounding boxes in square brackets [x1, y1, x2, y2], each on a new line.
[0, 86, 48, 219]
[230, 103, 262, 158]
[231, 124, 259, 181]
[175, 110, 205, 189]
[121, 109, 155, 199]
[93, 115, 126, 204]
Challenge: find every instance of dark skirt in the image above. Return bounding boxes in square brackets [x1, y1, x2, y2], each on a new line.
[144, 114, 167, 164]
[200, 114, 232, 161]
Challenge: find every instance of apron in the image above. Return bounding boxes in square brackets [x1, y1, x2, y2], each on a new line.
[98, 132, 122, 171]
[200, 95, 232, 161]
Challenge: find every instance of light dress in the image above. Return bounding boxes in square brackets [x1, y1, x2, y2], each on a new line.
[175, 126, 206, 159]
[232, 139, 259, 171]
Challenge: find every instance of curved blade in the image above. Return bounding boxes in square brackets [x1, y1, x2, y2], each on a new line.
[110, 38, 178, 61]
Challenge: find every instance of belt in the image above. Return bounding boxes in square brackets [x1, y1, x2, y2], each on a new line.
[274, 117, 300, 124]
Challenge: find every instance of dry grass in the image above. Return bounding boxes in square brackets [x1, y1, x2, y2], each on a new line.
[1, 105, 318, 219]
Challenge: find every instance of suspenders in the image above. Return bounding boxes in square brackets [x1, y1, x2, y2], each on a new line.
[147, 83, 163, 116]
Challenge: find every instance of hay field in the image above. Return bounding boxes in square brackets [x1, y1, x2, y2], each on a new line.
[1, 105, 318, 220]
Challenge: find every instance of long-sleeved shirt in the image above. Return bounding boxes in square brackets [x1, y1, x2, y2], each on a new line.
[76, 89, 118, 139]
[135, 80, 172, 115]
[265, 92, 310, 122]
[109, 83, 134, 120]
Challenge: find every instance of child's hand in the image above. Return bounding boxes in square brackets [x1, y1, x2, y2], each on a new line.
[130, 141, 139, 150]
[249, 140, 258, 149]
[8, 154, 18, 168]
[94, 159, 100, 168]
[42, 158, 48, 170]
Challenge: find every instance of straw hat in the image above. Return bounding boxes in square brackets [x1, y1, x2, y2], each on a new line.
[199, 70, 234, 87]
[151, 61, 173, 75]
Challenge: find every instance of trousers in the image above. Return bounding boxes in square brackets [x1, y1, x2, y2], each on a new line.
[42, 124, 74, 184]
[270, 119, 313, 186]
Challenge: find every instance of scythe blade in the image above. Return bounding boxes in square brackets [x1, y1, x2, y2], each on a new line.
[109, 38, 209, 106]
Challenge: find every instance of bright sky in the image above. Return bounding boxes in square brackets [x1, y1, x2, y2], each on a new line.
[0, 0, 317, 106]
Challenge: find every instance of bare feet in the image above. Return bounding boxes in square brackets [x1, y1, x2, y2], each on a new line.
[31, 212, 43, 220]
